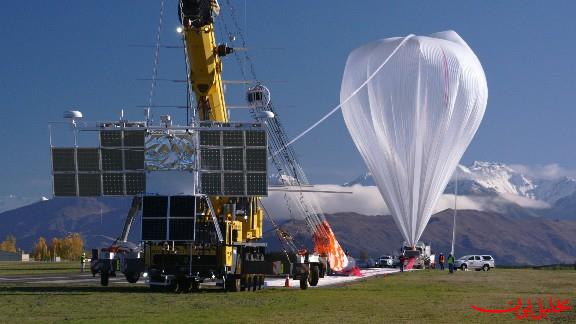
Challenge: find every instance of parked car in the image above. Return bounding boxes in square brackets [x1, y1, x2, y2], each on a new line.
[378, 255, 400, 268]
[356, 258, 377, 269]
[454, 255, 495, 271]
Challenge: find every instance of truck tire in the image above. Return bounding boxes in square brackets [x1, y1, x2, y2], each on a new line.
[226, 276, 241, 292]
[300, 274, 309, 290]
[100, 272, 109, 286]
[482, 264, 490, 271]
[461, 264, 467, 271]
[125, 272, 140, 284]
[308, 265, 320, 287]
[245, 276, 252, 292]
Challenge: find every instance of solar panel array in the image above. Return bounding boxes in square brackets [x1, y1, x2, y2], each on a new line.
[141, 196, 196, 241]
[199, 129, 268, 196]
[51, 130, 146, 197]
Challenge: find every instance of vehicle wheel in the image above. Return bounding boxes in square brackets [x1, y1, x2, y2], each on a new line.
[245, 276, 253, 292]
[300, 274, 309, 290]
[125, 272, 140, 284]
[482, 264, 490, 271]
[461, 264, 467, 271]
[226, 276, 241, 292]
[100, 272, 109, 286]
[252, 275, 258, 291]
[257, 275, 264, 290]
[240, 277, 246, 291]
[308, 265, 320, 287]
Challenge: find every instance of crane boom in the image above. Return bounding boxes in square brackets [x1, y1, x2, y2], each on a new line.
[180, 0, 231, 121]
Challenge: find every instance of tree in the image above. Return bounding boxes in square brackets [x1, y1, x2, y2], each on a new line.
[0, 235, 17, 253]
[359, 250, 369, 261]
[61, 233, 84, 261]
[32, 237, 49, 261]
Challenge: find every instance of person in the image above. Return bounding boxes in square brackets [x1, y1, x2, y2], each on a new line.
[429, 253, 435, 269]
[438, 253, 445, 271]
[399, 255, 406, 272]
[80, 252, 86, 273]
[447, 254, 455, 274]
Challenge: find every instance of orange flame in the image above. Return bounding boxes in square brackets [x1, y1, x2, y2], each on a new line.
[312, 220, 348, 271]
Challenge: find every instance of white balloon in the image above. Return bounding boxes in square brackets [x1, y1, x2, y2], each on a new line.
[340, 31, 488, 246]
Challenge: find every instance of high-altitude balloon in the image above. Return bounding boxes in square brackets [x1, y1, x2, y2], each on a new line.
[340, 31, 488, 247]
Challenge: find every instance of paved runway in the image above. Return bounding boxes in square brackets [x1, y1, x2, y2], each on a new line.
[0, 267, 401, 287]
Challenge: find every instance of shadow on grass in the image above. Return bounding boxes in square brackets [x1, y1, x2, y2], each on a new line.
[0, 285, 147, 294]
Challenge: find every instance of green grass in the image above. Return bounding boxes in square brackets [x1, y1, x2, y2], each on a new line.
[0, 261, 79, 275]
[0, 269, 574, 323]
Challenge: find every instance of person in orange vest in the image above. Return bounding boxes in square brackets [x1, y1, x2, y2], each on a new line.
[438, 253, 445, 271]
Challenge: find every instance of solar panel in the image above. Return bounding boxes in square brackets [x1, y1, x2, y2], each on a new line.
[245, 130, 267, 147]
[142, 196, 168, 218]
[124, 149, 144, 170]
[169, 219, 195, 240]
[142, 219, 167, 241]
[78, 174, 101, 196]
[222, 131, 244, 146]
[101, 149, 123, 171]
[53, 174, 77, 196]
[123, 130, 145, 147]
[201, 173, 221, 195]
[52, 148, 76, 172]
[199, 130, 221, 146]
[223, 173, 245, 195]
[102, 173, 124, 195]
[223, 148, 244, 171]
[200, 149, 221, 171]
[170, 196, 196, 217]
[246, 148, 267, 172]
[247, 173, 267, 196]
[100, 130, 122, 147]
[125, 173, 145, 195]
[77, 148, 100, 172]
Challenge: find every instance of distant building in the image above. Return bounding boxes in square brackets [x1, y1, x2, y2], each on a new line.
[0, 250, 29, 262]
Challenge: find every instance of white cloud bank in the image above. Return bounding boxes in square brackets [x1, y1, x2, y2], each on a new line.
[262, 184, 503, 219]
[509, 163, 576, 180]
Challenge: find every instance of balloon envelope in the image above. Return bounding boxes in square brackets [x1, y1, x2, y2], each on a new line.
[340, 31, 488, 246]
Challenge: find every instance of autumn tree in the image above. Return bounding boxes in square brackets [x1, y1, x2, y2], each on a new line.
[0, 235, 17, 253]
[32, 237, 49, 261]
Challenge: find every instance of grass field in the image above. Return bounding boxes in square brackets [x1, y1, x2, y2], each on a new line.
[0, 268, 574, 323]
[0, 261, 79, 276]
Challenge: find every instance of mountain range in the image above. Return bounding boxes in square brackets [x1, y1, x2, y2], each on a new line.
[0, 161, 575, 265]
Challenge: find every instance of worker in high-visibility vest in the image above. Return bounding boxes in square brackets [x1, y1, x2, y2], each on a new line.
[447, 254, 455, 274]
[80, 252, 86, 273]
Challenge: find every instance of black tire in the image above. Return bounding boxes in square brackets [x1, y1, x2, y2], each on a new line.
[300, 274, 309, 290]
[245, 276, 253, 292]
[482, 264, 490, 272]
[461, 264, 467, 271]
[100, 272, 109, 286]
[226, 276, 241, 292]
[308, 265, 320, 287]
[125, 272, 140, 284]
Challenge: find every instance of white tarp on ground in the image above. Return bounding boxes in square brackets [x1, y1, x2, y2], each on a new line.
[340, 31, 488, 246]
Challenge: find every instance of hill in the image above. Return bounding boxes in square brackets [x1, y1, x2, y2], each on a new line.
[264, 210, 576, 266]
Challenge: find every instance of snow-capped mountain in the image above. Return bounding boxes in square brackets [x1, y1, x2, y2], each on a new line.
[344, 161, 576, 205]
[0, 195, 47, 214]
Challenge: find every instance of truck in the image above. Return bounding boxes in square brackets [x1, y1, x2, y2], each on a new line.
[401, 241, 431, 269]
[66, 0, 347, 292]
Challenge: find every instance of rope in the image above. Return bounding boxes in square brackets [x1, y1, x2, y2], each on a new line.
[271, 34, 415, 157]
[147, 0, 167, 112]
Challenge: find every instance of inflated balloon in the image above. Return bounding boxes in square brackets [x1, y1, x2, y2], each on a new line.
[340, 31, 488, 247]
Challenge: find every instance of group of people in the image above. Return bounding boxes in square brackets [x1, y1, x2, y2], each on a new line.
[398, 252, 456, 273]
[435, 253, 456, 273]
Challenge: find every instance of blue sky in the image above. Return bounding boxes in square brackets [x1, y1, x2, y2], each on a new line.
[2, 1, 576, 197]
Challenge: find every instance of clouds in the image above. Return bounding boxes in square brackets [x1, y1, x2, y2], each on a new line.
[509, 163, 576, 180]
[262, 184, 488, 219]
